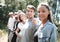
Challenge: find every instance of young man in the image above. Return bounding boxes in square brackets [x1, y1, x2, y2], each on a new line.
[11, 13, 19, 42]
[8, 12, 19, 42]
[7, 12, 15, 35]
[7, 12, 16, 42]
[26, 5, 41, 42]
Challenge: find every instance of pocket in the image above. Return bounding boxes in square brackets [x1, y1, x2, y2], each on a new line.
[38, 31, 43, 38]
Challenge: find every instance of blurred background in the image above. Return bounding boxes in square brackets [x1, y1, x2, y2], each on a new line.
[0, 0, 60, 42]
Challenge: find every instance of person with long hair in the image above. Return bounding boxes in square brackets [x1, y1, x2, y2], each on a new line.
[34, 2, 58, 42]
[15, 12, 29, 42]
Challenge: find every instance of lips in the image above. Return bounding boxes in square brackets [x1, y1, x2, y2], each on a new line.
[39, 15, 44, 18]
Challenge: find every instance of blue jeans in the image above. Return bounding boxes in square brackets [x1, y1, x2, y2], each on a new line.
[8, 29, 12, 36]
[8, 29, 13, 42]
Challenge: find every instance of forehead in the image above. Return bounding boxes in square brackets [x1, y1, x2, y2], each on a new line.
[26, 8, 34, 11]
[37, 6, 48, 11]
[20, 14, 26, 17]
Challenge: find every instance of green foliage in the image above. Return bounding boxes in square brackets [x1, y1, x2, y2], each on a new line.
[0, 0, 57, 29]
[0, 5, 8, 29]
[48, 0, 57, 14]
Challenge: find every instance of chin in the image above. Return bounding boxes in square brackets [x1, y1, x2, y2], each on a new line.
[29, 17, 32, 19]
[39, 18, 44, 21]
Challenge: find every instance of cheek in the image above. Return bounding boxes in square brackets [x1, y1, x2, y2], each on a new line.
[20, 16, 24, 19]
[45, 12, 49, 18]
[39, 13, 44, 18]
[23, 16, 26, 19]
[32, 13, 34, 16]
[21, 17, 22, 20]
[39, 13, 48, 20]
[23, 17, 26, 20]
[29, 13, 34, 17]
[44, 14, 48, 19]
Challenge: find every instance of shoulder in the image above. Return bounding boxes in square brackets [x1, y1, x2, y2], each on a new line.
[18, 22, 22, 29]
[18, 22, 21, 25]
[18, 22, 23, 26]
[9, 17, 12, 20]
[45, 21, 57, 30]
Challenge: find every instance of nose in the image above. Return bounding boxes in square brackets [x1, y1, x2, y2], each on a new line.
[38, 12, 42, 15]
[28, 12, 31, 14]
[28, 12, 32, 16]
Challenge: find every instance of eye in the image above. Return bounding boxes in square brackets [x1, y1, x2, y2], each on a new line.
[26, 10, 29, 12]
[28, 10, 29, 12]
[38, 11, 40, 13]
[42, 10, 45, 13]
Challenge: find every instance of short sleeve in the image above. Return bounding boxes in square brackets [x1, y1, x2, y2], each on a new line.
[18, 23, 22, 30]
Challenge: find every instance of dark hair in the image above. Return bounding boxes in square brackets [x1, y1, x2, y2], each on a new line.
[15, 17, 18, 20]
[44, 5, 53, 23]
[19, 15, 23, 22]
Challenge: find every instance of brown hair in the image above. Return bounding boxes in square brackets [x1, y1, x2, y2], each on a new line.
[37, 2, 53, 23]
[19, 15, 23, 22]
[27, 5, 36, 11]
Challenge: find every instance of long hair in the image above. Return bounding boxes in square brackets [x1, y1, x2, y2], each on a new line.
[19, 15, 23, 22]
[37, 2, 53, 23]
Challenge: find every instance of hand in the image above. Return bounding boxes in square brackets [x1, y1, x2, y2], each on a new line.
[32, 19, 37, 25]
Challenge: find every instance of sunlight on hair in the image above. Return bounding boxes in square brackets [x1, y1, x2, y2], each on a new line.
[37, 2, 49, 11]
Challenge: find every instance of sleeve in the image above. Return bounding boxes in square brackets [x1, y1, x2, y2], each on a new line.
[7, 18, 11, 27]
[49, 25, 58, 42]
[34, 30, 39, 37]
[45, 24, 57, 42]
[44, 25, 53, 42]
[18, 23, 22, 30]
[18, 23, 24, 37]
[7, 18, 13, 31]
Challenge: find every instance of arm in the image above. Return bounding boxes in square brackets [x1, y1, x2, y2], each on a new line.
[34, 30, 38, 37]
[49, 25, 58, 42]
[15, 28, 22, 38]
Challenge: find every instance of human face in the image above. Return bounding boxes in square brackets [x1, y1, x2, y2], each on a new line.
[37, 6, 50, 21]
[20, 14, 26, 22]
[26, 8, 35, 19]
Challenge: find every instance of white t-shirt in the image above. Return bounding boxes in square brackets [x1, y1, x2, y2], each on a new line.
[18, 21, 29, 42]
[8, 17, 15, 31]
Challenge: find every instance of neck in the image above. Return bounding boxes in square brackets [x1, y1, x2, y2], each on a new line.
[22, 21, 25, 24]
[41, 19, 48, 25]
[29, 17, 34, 21]
[22, 20, 26, 24]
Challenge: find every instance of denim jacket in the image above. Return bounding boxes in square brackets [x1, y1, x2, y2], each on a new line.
[34, 20, 58, 42]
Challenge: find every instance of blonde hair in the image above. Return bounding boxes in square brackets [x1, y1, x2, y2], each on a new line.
[37, 2, 53, 23]
[27, 5, 36, 11]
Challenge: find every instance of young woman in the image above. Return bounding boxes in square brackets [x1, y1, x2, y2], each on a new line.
[15, 12, 29, 42]
[34, 2, 58, 42]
